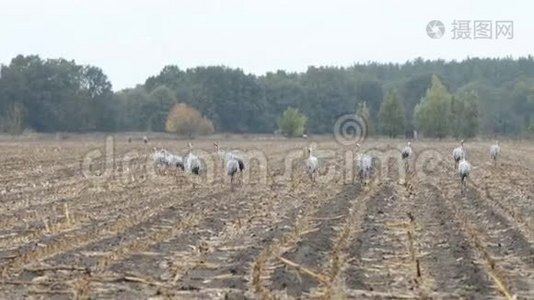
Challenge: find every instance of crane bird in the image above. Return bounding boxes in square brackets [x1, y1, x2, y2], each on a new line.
[143, 136, 149, 144]
[453, 140, 466, 164]
[152, 148, 184, 174]
[401, 142, 413, 173]
[152, 148, 173, 175]
[490, 140, 500, 166]
[226, 156, 241, 187]
[356, 143, 374, 184]
[152, 148, 169, 173]
[167, 153, 185, 171]
[214, 143, 245, 186]
[357, 153, 374, 184]
[305, 147, 319, 182]
[185, 143, 201, 175]
[458, 157, 471, 195]
[214, 143, 245, 173]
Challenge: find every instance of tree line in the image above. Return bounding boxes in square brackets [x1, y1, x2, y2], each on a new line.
[1, 54, 534, 137]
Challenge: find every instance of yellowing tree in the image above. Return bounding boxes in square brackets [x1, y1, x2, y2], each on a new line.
[165, 103, 214, 137]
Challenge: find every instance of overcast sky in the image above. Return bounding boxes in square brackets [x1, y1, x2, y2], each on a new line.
[1, 0, 532, 90]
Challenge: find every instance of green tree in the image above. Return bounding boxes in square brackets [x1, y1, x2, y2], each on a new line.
[0, 55, 113, 132]
[114, 86, 150, 131]
[400, 73, 433, 135]
[356, 79, 383, 126]
[528, 121, 534, 135]
[0, 102, 26, 134]
[449, 96, 465, 138]
[459, 90, 480, 138]
[278, 107, 307, 137]
[145, 85, 177, 131]
[414, 75, 452, 138]
[379, 89, 405, 137]
[356, 101, 373, 135]
[300, 67, 358, 133]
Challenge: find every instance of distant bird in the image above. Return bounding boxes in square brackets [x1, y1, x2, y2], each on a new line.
[356, 144, 374, 184]
[302, 134, 308, 139]
[143, 136, 149, 144]
[152, 148, 167, 165]
[128, 137, 132, 143]
[185, 143, 201, 175]
[357, 153, 374, 184]
[152, 148, 169, 174]
[214, 143, 245, 173]
[458, 158, 471, 195]
[226, 156, 241, 186]
[152, 148, 184, 174]
[490, 140, 500, 166]
[453, 140, 466, 164]
[167, 153, 185, 171]
[305, 147, 319, 182]
[401, 142, 413, 172]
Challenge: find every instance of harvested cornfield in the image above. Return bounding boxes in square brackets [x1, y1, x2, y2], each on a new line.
[0, 136, 532, 299]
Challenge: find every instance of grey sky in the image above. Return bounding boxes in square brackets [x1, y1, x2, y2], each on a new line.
[1, 0, 532, 90]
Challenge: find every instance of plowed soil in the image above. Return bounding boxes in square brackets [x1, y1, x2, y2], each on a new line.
[0, 137, 532, 299]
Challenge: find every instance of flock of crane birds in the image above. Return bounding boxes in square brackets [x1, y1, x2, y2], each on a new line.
[146, 135, 501, 192]
[306, 140, 500, 193]
[151, 141, 245, 185]
[450, 139, 501, 194]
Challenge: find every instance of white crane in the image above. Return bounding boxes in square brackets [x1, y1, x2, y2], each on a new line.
[152, 148, 170, 172]
[226, 156, 241, 187]
[184, 143, 201, 175]
[453, 140, 466, 164]
[152, 148, 184, 174]
[458, 157, 471, 195]
[214, 143, 246, 186]
[490, 140, 500, 166]
[401, 142, 413, 172]
[167, 153, 184, 171]
[357, 154, 374, 184]
[356, 143, 374, 184]
[214, 143, 245, 173]
[305, 147, 319, 182]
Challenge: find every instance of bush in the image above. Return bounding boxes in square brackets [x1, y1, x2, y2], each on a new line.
[278, 107, 307, 137]
[165, 103, 214, 137]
